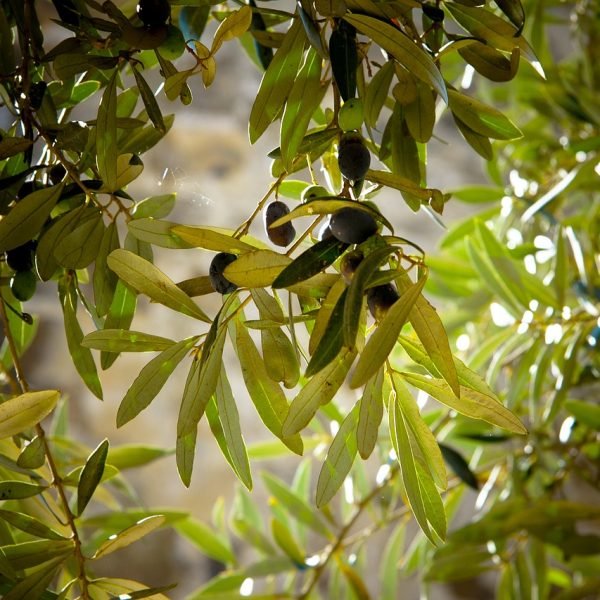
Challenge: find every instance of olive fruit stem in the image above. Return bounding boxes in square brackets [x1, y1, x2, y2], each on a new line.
[234, 173, 286, 239]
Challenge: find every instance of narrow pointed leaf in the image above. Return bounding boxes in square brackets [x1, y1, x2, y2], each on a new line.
[96, 70, 118, 191]
[280, 47, 326, 168]
[392, 373, 447, 489]
[213, 369, 252, 489]
[101, 281, 137, 369]
[249, 20, 306, 143]
[176, 428, 196, 487]
[234, 319, 303, 454]
[0, 481, 47, 500]
[132, 66, 166, 133]
[171, 225, 256, 253]
[316, 402, 359, 507]
[351, 274, 427, 388]
[357, 368, 384, 459]
[107, 249, 210, 322]
[117, 336, 198, 427]
[396, 271, 460, 397]
[283, 349, 355, 437]
[0, 510, 67, 540]
[60, 278, 103, 400]
[82, 329, 175, 352]
[365, 61, 394, 128]
[94, 515, 166, 559]
[175, 518, 235, 564]
[402, 373, 527, 434]
[439, 443, 478, 490]
[77, 439, 109, 516]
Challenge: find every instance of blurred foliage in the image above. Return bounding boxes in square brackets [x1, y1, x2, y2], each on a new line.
[0, 0, 598, 597]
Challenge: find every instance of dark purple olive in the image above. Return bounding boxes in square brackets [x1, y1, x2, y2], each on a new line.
[330, 208, 377, 244]
[209, 252, 238, 295]
[48, 164, 66, 185]
[265, 201, 296, 247]
[367, 283, 400, 320]
[136, 0, 171, 27]
[340, 249, 364, 284]
[6, 240, 36, 272]
[338, 133, 371, 182]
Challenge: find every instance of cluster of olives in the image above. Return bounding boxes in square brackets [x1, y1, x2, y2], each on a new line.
[6, 241, 37, 302]
[340, 249, 400, 320]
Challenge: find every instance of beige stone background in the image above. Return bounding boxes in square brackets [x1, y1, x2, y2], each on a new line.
[12, 8, 515, 598]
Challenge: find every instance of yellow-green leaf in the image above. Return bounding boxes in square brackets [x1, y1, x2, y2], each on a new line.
[94, 515, 166, 559]
[0, 390, 59, 440]
[107, 249, 210, 322]
[402, 373, 527, 434]
[82, 329, 175, 352]
[117, 336, 198, 427]
[223, 250, 291, 288]
[396, 271, 460, 397]
[211, 5, 253, 55]
[249, 20, 306, 143]
[234, 319, 302, 454]
[316, 402, 359, 507]
[171, 225, 257, 253]
[350, 274, 427, 388]
[357, 368, 384, 459]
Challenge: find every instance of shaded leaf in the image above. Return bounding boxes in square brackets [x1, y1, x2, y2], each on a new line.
[77, 438, 109, 516]
[439, 443, 478, 490]
[0, 510, 67, 541]
[96, 70, 118, 191]
[175, 518, 235, 564]
[0, 482, 47, 500]
[357, 368, 384, 459]
[344, 14, 447, 102]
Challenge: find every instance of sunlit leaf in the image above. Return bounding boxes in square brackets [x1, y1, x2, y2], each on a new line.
[94, 515, 166, 559]
[107, 249, 210, 322]
[356, 368, 384, 459]
[351, 274, 426, 388]
[402, 373, 527, 434]
[316, 402, 359, 507]
[0, 390, 59, 440]
[82, 329, 175, 353]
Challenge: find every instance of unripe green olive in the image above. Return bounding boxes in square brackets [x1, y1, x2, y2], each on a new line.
[367, 283, 399, 320]
[264, 201, 296, 247]
[209, 252, 238, 295]
[340, 249, 364, 283]
[136, 0, 171, 27]
[338, 133, 370, 182]
[158, 25, 186, 59]
[338, 98, 364, 132]
[301, 185, 329, 203]
[330, 207, 377, 244]
[10, 270, 37, 302]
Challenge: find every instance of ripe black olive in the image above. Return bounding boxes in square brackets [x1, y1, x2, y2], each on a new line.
[338, 133, 371, 182]
[136, 0, 171, 27]
[422, 3, 445, 22]
[264, 201, 296, 247]
[330, 208, 377, 244]
[6, 240, 36, 272]
[209, 252, 238, 295]
[367, 283, 399, 320]
[10, 270, 37, 302]
[340, 249, 364, 284]
[48, 164, 66, 185]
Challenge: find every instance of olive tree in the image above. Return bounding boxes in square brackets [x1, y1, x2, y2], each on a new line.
[0, 0, 598, 598]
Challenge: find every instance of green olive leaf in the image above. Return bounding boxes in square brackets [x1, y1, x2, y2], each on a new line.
[77, 439, 109, 516]
[107, 249, 210, 322]
[0, 390, 60, 440]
